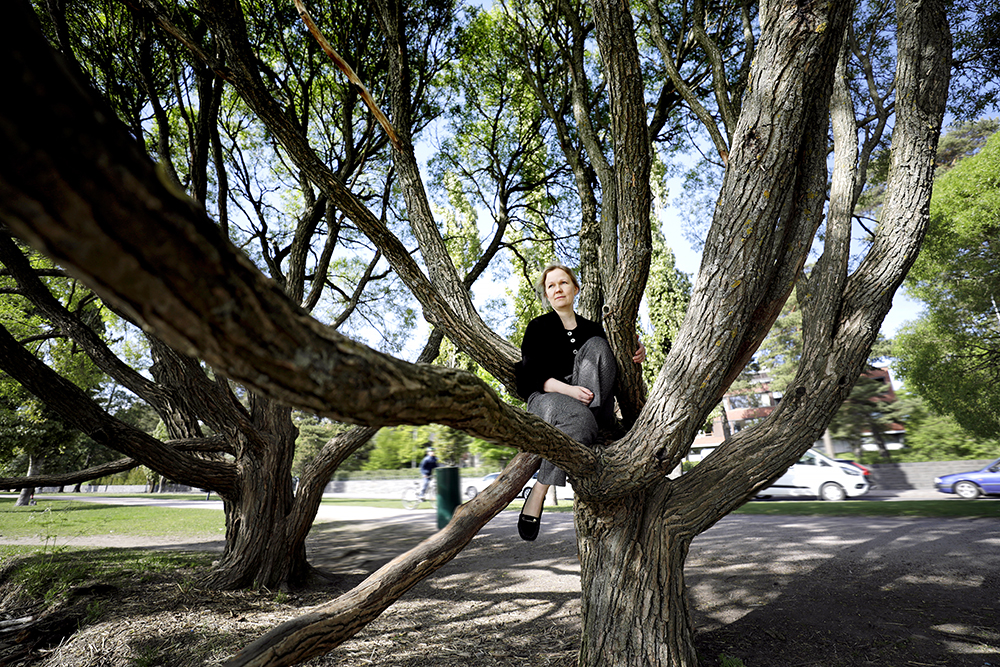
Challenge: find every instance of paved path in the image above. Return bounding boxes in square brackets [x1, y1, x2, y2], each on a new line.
[4, 493, 417, 521]
[4, 492, 997, 666]
[17, 486, 948, 513]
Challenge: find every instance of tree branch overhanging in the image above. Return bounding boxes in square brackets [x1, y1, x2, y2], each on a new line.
[0, 321, 238, 495]
[0, 6, 598, 477]
[292, 0, 402, 151]
[152, 0, 521, 391]
[0, 435, 231, 491]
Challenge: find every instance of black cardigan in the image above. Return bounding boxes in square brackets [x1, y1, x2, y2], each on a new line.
[514, 310, 607, 401]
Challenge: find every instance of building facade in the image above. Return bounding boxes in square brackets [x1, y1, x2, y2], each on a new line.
[687, 366, 904, 461]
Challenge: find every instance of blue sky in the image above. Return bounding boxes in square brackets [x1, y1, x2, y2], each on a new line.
[656, 184, 924, 340]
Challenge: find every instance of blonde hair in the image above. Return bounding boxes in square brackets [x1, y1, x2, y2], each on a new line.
[536, 264, 580, 305]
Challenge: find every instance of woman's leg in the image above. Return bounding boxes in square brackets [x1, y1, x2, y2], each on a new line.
[522, 481, 549, 518]
[527, 391, 600, 449]
[520, 392, 598, 539]
[572, 337, 618, 427]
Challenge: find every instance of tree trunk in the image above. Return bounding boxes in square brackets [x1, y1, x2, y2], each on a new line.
[15, 455, 39, 506]
[576, 489, 698, 666]
[0, 0, 952, 659]
[15, 488, 35, 506]
[202, 397, 311, 590]
[823, 429, 835, 458]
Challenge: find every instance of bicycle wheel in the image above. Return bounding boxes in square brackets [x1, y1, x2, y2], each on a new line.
[401, 485, 422, 510]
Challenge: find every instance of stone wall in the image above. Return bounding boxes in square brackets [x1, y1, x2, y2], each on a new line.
[28, 460, 996, 497]
[867, 459, 996, 491]
[32, 476, 498, 499]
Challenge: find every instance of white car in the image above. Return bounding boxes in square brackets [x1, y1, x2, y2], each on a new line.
[464, 472, 537, 500]
[758, 449, 870, 501]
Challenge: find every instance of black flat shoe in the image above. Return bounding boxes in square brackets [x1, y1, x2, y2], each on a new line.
[518, 512, 541, 541]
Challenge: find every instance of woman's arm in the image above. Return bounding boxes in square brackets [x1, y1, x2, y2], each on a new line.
[515, 318, 548, 399]
[542, 377, 594, 405]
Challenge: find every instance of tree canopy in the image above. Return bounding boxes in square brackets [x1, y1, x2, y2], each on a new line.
[888, 387, 1000, 461]
[893, 128, 1000, 440]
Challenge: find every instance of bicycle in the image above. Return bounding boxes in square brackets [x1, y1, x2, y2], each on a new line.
[401, 478, 436, 510]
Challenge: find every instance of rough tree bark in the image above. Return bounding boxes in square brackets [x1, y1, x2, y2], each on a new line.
[0, 227, 315, 589]
[587, 0, 652, 422]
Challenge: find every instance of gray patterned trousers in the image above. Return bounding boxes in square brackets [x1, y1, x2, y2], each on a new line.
[526, 337, 617, 486]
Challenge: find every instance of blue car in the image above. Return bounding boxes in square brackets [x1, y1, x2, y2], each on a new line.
[934, 458, 1000, 499]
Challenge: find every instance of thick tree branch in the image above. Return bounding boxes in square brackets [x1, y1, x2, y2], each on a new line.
[590, 0, 652, 423]
[0, 322, 237, 495]
[292, 0, 401, 150]
[645, 0, 731, 163]
[800, 41, 858, 350]
[0, 435, 231, 490]
[0, 460, 139, 490]
[122, 0, 228, 77]
[690, 0, 739, 141]
[618, 0, 855, 487]
[838, 0, 951, 348]
[679, 0, 952, 535]
[511, 2, 604, 318]
[285, 327, 450, 561]
[0, 229, 263, 456]
[0, 8, 595, 474]
[175, 0, 520, 389]
[367, 0, 499, 324]
[0, 231, 162, 407]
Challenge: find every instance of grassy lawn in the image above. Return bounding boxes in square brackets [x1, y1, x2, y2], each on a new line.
[736, 498, 1000, 519]
[0, 498, 225, 539]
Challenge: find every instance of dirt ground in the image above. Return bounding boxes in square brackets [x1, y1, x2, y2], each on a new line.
[2, 505, 999, 667]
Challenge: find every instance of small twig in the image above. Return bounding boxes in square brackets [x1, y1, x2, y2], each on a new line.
[0, 615, 35, 635]
[293, 0, 402, 151]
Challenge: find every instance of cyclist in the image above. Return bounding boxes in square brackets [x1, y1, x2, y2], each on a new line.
[418, 447, 438, 500]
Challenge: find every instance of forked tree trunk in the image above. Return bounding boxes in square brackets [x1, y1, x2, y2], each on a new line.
[202, 398, 314, 590]
[576, 490, 698, 666]
[208, 478, 310, 590]
[15, 454, 39, 506]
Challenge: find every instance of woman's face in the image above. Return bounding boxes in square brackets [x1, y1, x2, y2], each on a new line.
[544, 268, 578, 310]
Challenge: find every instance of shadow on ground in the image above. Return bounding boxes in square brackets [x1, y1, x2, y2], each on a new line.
[302, 511, 1000, 667]
[3, 506, 996, 666]
[687, 515, 1000, 667]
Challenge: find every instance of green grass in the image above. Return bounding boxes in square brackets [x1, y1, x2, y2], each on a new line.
[0, 495, 575, 545]
[735, 498, 1000, 519]
[0, 546, 214, 610]
[0, 498, 225, 539]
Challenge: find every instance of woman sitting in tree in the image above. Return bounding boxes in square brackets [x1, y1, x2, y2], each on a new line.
[513, 263, 645, 540]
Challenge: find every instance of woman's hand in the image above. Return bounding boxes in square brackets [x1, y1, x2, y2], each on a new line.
[633, 335, 646, 364]
[543, 378, 594, 405]
[565, 385, 594, 405]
